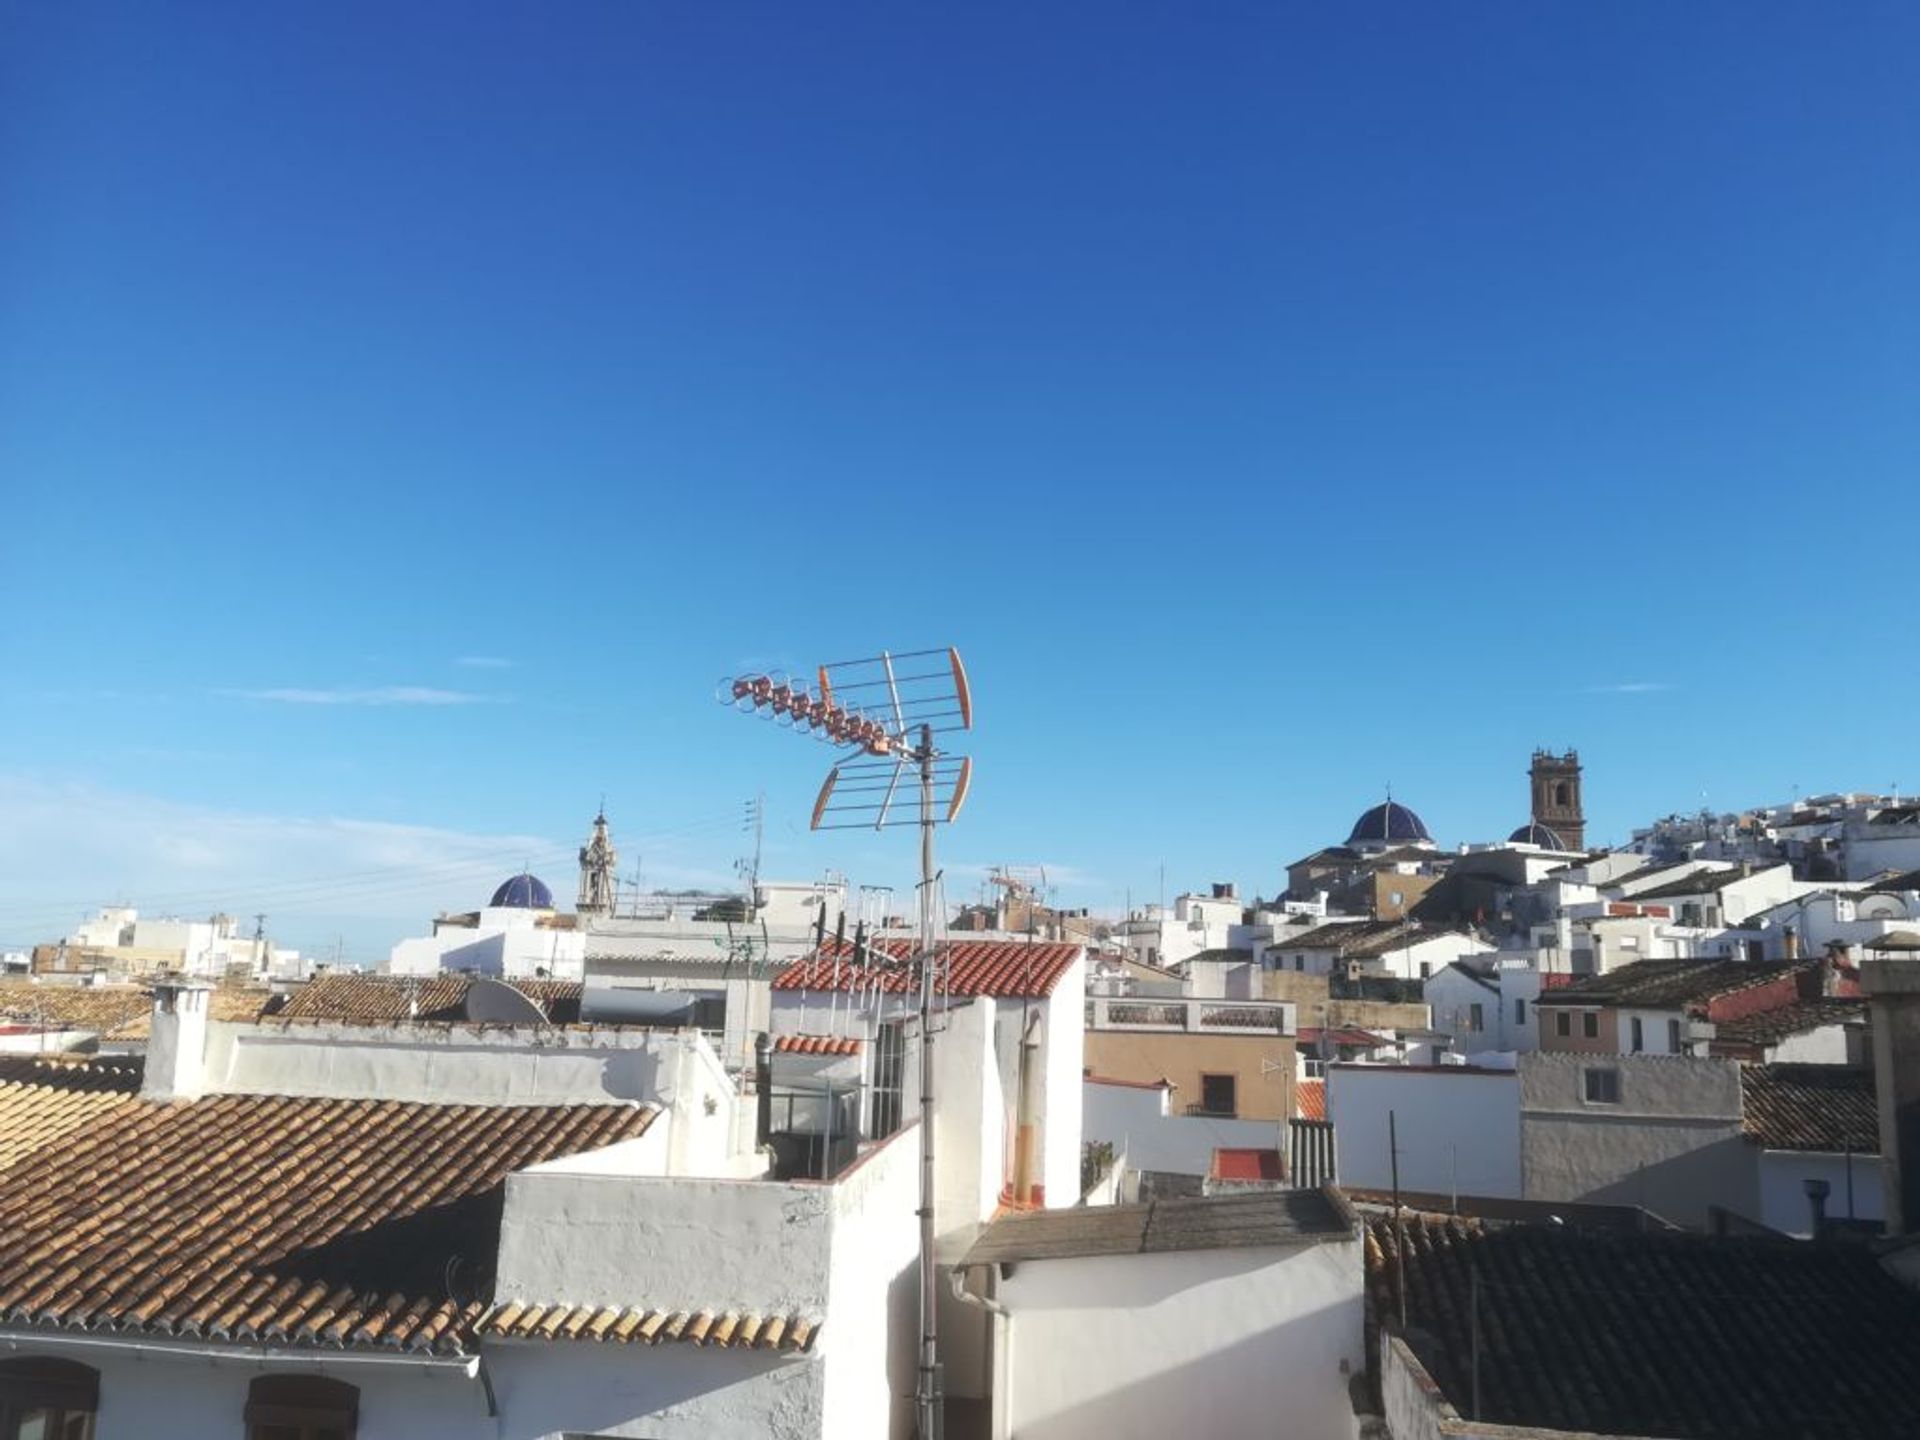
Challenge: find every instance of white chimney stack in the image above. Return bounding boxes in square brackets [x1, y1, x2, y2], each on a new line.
[144, 978, 212, 1101]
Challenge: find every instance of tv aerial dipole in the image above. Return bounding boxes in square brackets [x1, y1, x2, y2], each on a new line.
[717, 645, 972, 1440]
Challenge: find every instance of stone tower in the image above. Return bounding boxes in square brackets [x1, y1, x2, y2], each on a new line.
[577, 808, 619, 917]
[1530, 750, 1586, 851]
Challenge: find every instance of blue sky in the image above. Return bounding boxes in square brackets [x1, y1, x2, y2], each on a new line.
[3, 3, 1915, 960]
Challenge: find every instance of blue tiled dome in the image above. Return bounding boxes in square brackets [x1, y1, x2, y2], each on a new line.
[1508, 822, 1566, 848]
[489, 873, 555, 909]
[1347, 801, 1431, 846]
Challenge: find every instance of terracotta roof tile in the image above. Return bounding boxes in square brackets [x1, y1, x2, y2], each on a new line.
[0, 1093, 654, 1354]
[1295, 1079, 1326, 1122]
[1712, 997, 1866, 1050]
[1741, 1063, 1878, 1154]
[773, 939, 1081, 999]
[773, 1034, 862, 1056]
[0, 1057, 142, 1169]
[478, 1303, 817, 1350]
[276, 974, 583, 1025]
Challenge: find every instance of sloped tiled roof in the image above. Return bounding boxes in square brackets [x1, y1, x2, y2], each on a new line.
[479, 1302, 817, 1352]
[105, 987, 278, 1040]
[964, 1189, 1353, 1265]
[1741, 1064, 1878, 1154]
[773, 1034, 862, 1056]
[1368, 1212, 1920, 1439]
[0, 983, 278, 1039]
[1627, 866, 1753, 901]
[1182, 948, 1254, 966]
[1295, 1079, 1326, 1121]
[0, 1056, 143, 1169]
[1536, 959, 1805, 1011]
[1713, 997, 1866, 1050]
[772, 939, 1081, 999]
[276, 974, 584, 1025]
[0, 1093, 654, 1354]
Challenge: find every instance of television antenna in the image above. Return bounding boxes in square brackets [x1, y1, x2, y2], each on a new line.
[718, 645, 972, 1440]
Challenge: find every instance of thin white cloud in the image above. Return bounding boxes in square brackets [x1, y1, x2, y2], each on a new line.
[1583, 681, 1674, 695]
[223, 686, 496, 706]
[455, 656, 513, 669]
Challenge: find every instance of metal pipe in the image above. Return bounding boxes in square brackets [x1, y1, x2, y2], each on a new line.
[915, 721, 942, 1440]
[0, 1329, 479, 1376]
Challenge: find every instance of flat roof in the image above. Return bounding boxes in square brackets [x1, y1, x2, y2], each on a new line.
[960, 1187, 1354, 1266]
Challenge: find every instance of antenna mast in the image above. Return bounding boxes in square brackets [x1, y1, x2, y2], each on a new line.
[719, 646, 973, 1440]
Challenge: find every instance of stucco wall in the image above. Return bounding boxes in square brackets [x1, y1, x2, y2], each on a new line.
[1041, 962, 1085, 1206]
[822, 1124, 920, 1440]
[1757, 1148, 1884, 1235]
[1330, 1066, 1520, 1199]
[996, 1237, 1364, 1440]
[1519, 1052, 1748, 1226]
[1083, 1029, 1294, 1121]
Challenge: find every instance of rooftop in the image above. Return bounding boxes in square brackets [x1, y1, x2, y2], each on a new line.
[0, 1087, 655, 1355]
[1627, 865, 1771, 901]
[961, 1188, 1353, 1266]
[773, 939, 1082, 999]
[1536, 958, 1808, 1011]
[1740, 1063, 1878, 1154]
[277, 974, 585, 1025]
[0, 1055, 143, 1169]
[1370, 1212, 1920, 1439]
[1712, 997, 1866, 1049]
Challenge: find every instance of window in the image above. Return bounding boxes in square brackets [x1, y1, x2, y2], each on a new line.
[0, 1357, 98, 1439]
[1630, 1017, 1644, 1052]
[1668, 1018, 1683, 1053]
[1583, 1067, 1621, 1104]
[1555, 782, 1570, 807]
[1420, 961, 1431, 979]
[1468, 1003, 1484, 1033]
[1514, 999, 1527, 1026]
[1582, 1012, 1599, 1039]
[1294, 955, 1303, 972]
[246, 1375, 358, 1440]
[1555, 1011, 1571, 1038]
[1199, 1073, 1237, 1117]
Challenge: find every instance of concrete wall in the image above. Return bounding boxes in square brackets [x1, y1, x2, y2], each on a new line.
[1082, 1078, 1288, 1179]
[994, 1236, 1364, 1440]
[1040, 962, 1085, 1208]
[1330, 1066, 1520, 1200]
[821, 1122, 920, 1440]
[1757, 1148, 1885, 1235]
[1519, 1052, 1748, 1227]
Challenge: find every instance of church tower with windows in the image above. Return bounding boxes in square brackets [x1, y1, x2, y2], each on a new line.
[1530, 750, 1586, 852]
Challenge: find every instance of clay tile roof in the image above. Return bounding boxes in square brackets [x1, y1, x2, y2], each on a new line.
[1295, 1079, 1326, 1122]
[1740, 1064, 1879, 1154]
[772, 940, 1081, 999]
[1536, 958, 1806, 1011]
[0, 983, 278, 1040]
[478, 1302, 820, 1353]
[0, 1056, 143, 1169]
[105, 987, 277, 1041]
[1366, 1212, 1920, 1439]
[772, 1035, 862, 1056]
[0, 1094, 655, 1354]
[276, 974, 583, 1025]
[1713, 997, 1866, 1049]
[1209, 1148, 1284, 1182]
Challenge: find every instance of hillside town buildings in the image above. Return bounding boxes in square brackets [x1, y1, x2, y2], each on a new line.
[6, 757, 1920, 1439]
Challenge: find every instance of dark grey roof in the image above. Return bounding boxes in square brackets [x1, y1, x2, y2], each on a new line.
[960, 1188, 1354, 1266]
[1181, 947, 1254, 966]
[1535, 958, 1808, 1011]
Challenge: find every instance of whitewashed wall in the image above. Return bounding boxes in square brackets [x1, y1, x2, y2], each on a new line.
[994, 1236, 1364, 1440]
[1330, 1066, 1520, 1199]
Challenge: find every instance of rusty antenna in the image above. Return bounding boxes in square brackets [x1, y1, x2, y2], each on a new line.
[716, 644, 972, 1440]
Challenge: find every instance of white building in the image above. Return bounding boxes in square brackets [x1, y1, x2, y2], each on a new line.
[954, 1189, 1364, 1440]
[1117, 885, 1243, 969]
[0, 975, 923, 1439]
[1424, 957, 1542, 1057]
[386, 871, 588, 981]
[1328, 1062, 1521, 1200]
[51, 905, 281, 979]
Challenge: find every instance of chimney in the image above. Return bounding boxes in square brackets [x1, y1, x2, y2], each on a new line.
[754, 1032, 774, 1151]
[1862, 960, 1920, 1234]
[1803, 1176, 1831, 1239]
[144, 978, 212, 1101]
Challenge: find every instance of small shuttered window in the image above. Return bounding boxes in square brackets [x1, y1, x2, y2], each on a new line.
[245, 1375, 359, 1440]
[0, 1357, 98, 1440]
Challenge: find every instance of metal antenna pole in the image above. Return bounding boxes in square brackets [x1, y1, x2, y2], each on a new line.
[914, 721, 941, 1440]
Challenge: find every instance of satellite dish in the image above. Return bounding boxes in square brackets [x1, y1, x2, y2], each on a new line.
[464, 978, 550, 1024]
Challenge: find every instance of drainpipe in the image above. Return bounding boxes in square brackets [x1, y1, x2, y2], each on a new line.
[1011, 1007, 1043, 1205]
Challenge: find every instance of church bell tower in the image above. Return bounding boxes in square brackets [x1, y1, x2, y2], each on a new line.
[1530, 750, 1586, 852]
[577, 808, 619, 917]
